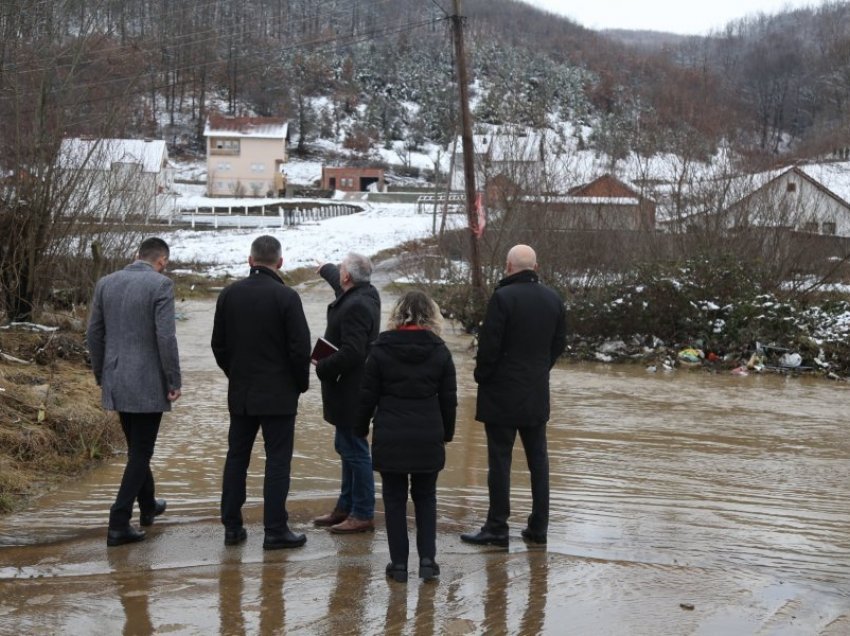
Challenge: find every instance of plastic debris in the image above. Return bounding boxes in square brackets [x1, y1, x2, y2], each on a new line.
[677, 348, 704, 364]
[778, 352, 802, 368]
[746, 353, 764, 371]
[730, 366, 749, 376]
[594, 352, 613, 363]
[599, 340, 627, 354]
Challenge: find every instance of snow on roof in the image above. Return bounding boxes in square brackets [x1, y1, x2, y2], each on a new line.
[520, 195, 640, 205]
[204, 114, 288, 139]
[797, 161, 850, 205]
[58, 138, 168, 173]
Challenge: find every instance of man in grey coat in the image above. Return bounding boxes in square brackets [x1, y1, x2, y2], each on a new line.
[87, 237, 182, 546]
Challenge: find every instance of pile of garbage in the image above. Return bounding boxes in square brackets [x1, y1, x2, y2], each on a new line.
[563, 334, 847, 380]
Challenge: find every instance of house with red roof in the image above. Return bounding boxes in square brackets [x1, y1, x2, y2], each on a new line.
[204, 113, 289, 197]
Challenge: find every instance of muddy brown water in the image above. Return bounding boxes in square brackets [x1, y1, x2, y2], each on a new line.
[1, 273, 848, 635]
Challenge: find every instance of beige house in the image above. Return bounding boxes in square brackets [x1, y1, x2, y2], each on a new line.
[204, 114, 289, 197]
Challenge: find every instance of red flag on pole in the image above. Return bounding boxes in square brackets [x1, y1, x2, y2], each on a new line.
[473, 191, 486, 238]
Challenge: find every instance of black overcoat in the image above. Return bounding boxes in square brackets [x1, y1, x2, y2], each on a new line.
[474, 269, 567, 426]
[356, 329, 457, 473]
[211, 266, 311, 415]
[315, 264, 381, 429]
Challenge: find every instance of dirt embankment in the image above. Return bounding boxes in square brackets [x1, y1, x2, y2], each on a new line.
[0, 321, 121, 514]
[0, 275, 225, 514]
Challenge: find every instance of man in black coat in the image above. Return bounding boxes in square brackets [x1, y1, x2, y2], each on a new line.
[312, 253, 380, 533]
[461, 244, 567, 548]
[211, 235, 311, 550]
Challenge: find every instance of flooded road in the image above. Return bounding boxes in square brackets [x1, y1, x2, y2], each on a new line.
[1, 272, 849, 635]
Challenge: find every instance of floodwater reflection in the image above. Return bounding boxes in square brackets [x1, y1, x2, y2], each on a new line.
[218, 561, 245, 636]
[0, 281, 849, 634]
[259, 560, 285, 636]
[108, 551, 154, 636]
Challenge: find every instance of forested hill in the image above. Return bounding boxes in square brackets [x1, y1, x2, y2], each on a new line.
[2, 0, 850, 167]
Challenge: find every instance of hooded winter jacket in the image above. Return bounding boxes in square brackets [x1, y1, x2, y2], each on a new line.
[356, 329, 457, 473]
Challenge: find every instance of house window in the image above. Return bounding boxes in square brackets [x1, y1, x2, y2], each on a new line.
[211, 138, 240, 155]
[786, 182, 797, 193]
[251, 163, 266, 173]
[822, 221, 837, 235]
[217, 162, 231, 171]
[802, 221, 818, 233]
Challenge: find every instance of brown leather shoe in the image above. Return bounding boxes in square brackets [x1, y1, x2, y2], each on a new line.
[329, 516, 374, 534]
[313, 509, 348, 527]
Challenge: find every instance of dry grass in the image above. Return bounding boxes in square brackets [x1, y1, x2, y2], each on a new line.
[0, 327, 121, 514]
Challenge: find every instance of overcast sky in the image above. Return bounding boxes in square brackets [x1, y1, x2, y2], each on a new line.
[524, 0, 824, 35]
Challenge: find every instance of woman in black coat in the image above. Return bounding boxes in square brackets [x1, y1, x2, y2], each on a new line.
[356, 290, 457, 583]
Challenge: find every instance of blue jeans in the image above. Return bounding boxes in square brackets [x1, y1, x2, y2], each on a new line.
[334, 427, 375, 519]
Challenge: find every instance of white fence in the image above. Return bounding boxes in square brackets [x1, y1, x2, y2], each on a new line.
[173, 204, 362, 228]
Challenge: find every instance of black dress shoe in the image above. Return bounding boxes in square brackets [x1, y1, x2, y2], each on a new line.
[224, 527, 248, 546]
[386, 562, 408, 583]
[418, 558, 440, 581]
[521, 528, 547, 545]
[107, 526, 146, 547]
[460, 529, 509, 548]
[140, 499, 167, 527]
[263, 529, 306, 550]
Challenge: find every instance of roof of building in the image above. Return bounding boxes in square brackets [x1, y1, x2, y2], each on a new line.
[58, 138, 168, 173]
[204, 114, 288, 139]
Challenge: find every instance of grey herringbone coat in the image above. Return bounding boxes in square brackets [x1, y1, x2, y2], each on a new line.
[87, 260, 182, 413]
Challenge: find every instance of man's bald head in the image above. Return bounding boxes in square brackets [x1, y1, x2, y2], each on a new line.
[506, 244, 537, 274]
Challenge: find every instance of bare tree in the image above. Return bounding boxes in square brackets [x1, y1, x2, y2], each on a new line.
[0, 0, 151, 322]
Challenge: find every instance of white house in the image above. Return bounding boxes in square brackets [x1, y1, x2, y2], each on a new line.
[57, 138, 174, 220]
[659, 165, 850, 237]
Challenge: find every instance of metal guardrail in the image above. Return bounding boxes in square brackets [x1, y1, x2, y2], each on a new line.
[173, 204, 361, 229]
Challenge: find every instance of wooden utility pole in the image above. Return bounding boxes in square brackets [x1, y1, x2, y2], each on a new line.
[451, 0, 485, 301]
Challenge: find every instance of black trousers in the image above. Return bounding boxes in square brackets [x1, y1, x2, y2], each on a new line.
[484, 422, 549, 535]
[109, 412, 163, 529]
[380, 471, 439, 565]
[221, 413, 295, 534]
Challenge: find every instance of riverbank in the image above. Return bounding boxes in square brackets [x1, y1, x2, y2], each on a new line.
[0, 322, 120, 513]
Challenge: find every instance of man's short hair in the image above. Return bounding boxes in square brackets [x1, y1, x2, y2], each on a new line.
[138, 237, 169, 262]
[251, 235, 282, 266]
[343, 253, 372, 283]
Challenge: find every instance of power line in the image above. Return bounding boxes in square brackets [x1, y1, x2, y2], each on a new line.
[2, 0, 401, 78]
[26, 15, 444, 100]
[9, 15, 448, 130]
[429, 0, 450, 17]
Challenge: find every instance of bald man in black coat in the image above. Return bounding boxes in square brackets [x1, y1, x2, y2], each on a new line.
[461, 244, 567, 548]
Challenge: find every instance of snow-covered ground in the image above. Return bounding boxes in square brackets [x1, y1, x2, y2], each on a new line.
[167, 155, 461, 278]
[168, 201, 462, 278]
